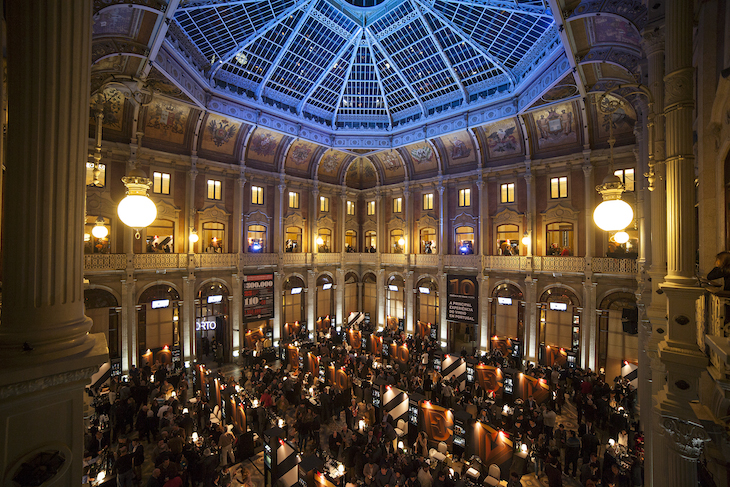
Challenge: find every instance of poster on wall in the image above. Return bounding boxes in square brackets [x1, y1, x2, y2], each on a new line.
[243, 274, 274, 321]
[447, 275, 478, 323]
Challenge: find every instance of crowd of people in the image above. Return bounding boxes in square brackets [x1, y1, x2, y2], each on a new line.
[85, 327, 642, 487]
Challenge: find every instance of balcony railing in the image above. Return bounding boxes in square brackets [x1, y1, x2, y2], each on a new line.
[699, 289, 730, 379]
[84, 252, 641, 277]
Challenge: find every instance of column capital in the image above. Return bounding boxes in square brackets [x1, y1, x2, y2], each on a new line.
[642, 26, 665, 55]
[660, 416, 709, 459]
[189, 168, 199, 180]
[582, 163, 593, 177]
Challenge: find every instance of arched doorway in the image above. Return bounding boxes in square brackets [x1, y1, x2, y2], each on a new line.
[490, 283, 524, 358]
[387, 275, 405, 331]
[196, 282, 230, 363]
[538, 287, 581, 367]
[316, 274, 334, 325]
[416, 277, 439, 339]
[85, 288, 120, 373]
[283, 276, 306, 341]
[598, 292, 638, 380]
[344, 272, 359, 316]
[137, 285, 181, 368]
[362, 273, 377, 324]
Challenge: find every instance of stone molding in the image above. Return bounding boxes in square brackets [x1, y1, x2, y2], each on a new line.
[661, 416, 710, 459]
[0, 365, 100, 400]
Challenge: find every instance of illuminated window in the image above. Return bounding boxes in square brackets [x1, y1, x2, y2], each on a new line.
[251, 185, 263, 205]
[153, 171, 170, 195]
[320, 196, 329, 212]
[207, 179, 222, 200]
[458, 188, 471, 207]
[247, 224, 266, 252]
[289, 191, 300, 209]
[550, 177, 568, 199]
[347, 200, 355, 215]
[423, 193, 434, 210]
[86, 162, 106, 187]
[500, 183, 515, 203]
[367, 201, 375, 215]
[393, 197, 403, 213]
[614, 168, 635, 191]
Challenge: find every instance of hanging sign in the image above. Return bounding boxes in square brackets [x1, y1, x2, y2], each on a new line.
[447, 275, 478, 323]
[243, 274, 274, 321]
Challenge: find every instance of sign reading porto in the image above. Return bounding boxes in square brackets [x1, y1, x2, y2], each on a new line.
[243, 274, 274, 321]
[447, 275, 478, 323]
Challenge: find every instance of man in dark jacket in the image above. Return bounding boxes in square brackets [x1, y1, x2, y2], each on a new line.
[564, 430, 581, 476]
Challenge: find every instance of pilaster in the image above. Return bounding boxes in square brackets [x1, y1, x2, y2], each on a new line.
[377, 268, 386, 330]
[478, 275, 490, 351]
[187, 165, 198, 253]
[276, 174, 286, 254]
[405, 270, 415, 334]
[231, 274, 243, 360]
[582, 152, 594, 258]
[181, 275, 197, 364]
[582, 280, 597, 370]
[477, 175, 486, 257]
[335, 267, 345, 329]
[273, 271, 283, 346]
[524, 162, 535, 257]
[524, 277, 537, 362]
[307, 270, 316, 337]
[439, 272, 448, 346]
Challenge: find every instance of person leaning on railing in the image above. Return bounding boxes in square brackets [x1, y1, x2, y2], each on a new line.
[708, 251, 730, 291]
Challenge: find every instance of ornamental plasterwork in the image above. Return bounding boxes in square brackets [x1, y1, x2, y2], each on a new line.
[452, 211, 478, 228]
[362, 220, 377, 234]
[155, 199, 181, 221]
[661, 416, 710, 459]
[86, 192, 117, 217]
[317, 215, 335, 228]
[493, 207, 522, 225]
[541, 203, 580, 224]
[388, 215, 405, 231]
[245, 209, 270, 225]
[198, 204, 230, 223]
[417, 215, 439, 231]
[0, 366, 101, 400]
[284, 213, 305, 229]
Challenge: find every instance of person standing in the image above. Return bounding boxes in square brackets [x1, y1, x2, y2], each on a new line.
[114, 445, 135, 487]
[563, 430, 580, 477]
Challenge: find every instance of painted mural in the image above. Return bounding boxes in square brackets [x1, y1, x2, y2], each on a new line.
[532, 101, 578, 150]
[200, 113, 240, 155]
[318, 149, 344, 177]
[345, 157, 378, 190]
[90, 87, 125, 132]
[285, 140, 317, 172]
[440, 130, 477, 166]
[93, 7, 136, 37]
[405, 142, 438, 174]
[373, 151, 405, 181]
[586, 17, 642, 48]
[483, 118, 522, 159]
[145, 99, 190, 145]
[593, 94, 637, 140]
[246, 129, 281, 165]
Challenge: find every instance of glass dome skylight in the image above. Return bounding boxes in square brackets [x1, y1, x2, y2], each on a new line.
[174, 0, 557, 131]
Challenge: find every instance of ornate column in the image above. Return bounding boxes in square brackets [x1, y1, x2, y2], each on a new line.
[582, 152, 594, 258]
[478, 275, 490, 351]
[273, 271, 283, 347]
[376, 190, 384, 254]
[181, 274, 197, 364]
[120, 277, 137, 372]
[231, 274, 242, 360]
[307, 270, 316, 337]
[582, 281, 597, 370]
[310, 182, 319, 253]
[524, 277, 537, 362]
[357, 282, 363, 312]
[276, 174, 286, 254]
[377, 268, 386, 330]
[233, 172, 246, 255]
[405, 271, 415, 334]
[476, 175, 486, 256]
[187, 164, 198, 254]
[0, 1, 106, 483]
[439, 272, 448, 346]
[438, 179, 447, 257]
[340, 189, 347, 255]
[654, 417, 710, 487]
[524, 162, 535, 257]
[403, 181, 412, 254]
[335, 267, 345, 328]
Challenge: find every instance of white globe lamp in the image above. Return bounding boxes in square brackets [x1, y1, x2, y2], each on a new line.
[91, 217, 108, 239]
[593, 174, 633, 231]
[189, 230, 199, 244]
[613, 231, 630, 244]
[117, 167, 157, 238]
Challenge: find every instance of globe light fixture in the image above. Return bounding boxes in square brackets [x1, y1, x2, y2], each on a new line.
[316, 236, 324, 246]
[398, 237, 405, 247]
[521, 233, 531, 247]
[593, 93, 634, 232]
[91, 217, 108, 239]
[117, 167, 157, 238]
[613, 231, 630, 244]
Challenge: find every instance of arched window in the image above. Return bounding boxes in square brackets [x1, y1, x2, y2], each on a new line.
[247, 224, 266, 252]
[387, 275, 405, 320]
[283, 276, 305, 324]
[137, 285, 181, 365]
[598, 292, 638, 380]
[84, 215, 111, 254]
[546, 222, 574, 256]
[85, 289, 119, 359]
[345, 230, 357, 252]
[145, 219, 175, 253]
[365, 231, 377, 252]
[285, 226, 302, 253]
[455, 226, 474, 254]
[496, 224, 519, 255]
[390, 229, 405, 253]
[317, 274, 334, 319]
[317, 228, 332, 252]
[203, 222, 225, 253]
[538, 287, 581, 366]
[490, 283, 524, 341]
[420, 227, 436, 254]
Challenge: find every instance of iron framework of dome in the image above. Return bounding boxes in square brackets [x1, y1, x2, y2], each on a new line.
[173, 0, 557, 131]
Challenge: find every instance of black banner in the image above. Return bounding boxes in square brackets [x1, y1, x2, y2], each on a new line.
[447, 275, 478, 323]
[243, 274, 274, 321]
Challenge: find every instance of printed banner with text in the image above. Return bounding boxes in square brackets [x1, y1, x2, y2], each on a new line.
[447, 275, 478, 323]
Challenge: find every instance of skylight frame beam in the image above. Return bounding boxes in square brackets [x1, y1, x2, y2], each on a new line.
[366, 40, 393, 127]
[412, 0, 516, 85]
[426, 0, 552, 18]
[331, 37, 362, 125]
[366, 29, 426, 116]
[413, 1, 469, 103]
[178, 0, 270, 11]
[209, 0, 312, 80]
[297, 28, 362, 114]
[499, 16, 543, 64]
[254, 0, 321, 100]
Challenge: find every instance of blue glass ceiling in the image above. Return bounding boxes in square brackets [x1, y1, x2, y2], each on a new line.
[174, 0, 557, 130]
